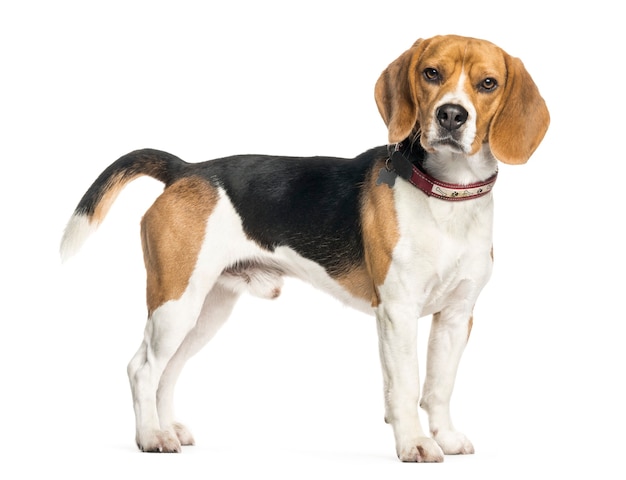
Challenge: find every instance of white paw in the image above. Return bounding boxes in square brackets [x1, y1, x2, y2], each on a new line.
[433, 429, 474, 455]
[397, 436, 445, 462]
[137, 429, 182, 453]
[172, 422, 195, 446]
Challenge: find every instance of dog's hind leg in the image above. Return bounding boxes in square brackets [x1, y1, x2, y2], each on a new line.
[127, 177, 226, 452]
[127, 283, 217, 453]
[156, 283, 240, 446]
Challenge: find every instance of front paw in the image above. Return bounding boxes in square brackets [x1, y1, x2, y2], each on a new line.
[137, 429, 182, 453]
[172, 422, 195, 446]
[433, 429, 474, 455]
[397, 436, 444, 462]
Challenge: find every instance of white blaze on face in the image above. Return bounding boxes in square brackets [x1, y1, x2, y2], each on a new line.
[429, 69, 477, 153]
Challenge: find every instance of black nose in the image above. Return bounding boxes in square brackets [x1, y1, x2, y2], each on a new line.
[436, 103, 468, 131]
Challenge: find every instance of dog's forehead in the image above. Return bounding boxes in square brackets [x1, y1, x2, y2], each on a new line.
[420, 36, 505, 76]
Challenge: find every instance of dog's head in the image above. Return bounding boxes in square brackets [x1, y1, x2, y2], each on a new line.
[375, 35, 550, 164]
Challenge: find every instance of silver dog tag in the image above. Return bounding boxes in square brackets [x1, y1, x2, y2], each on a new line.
[376, 167, 397, 188]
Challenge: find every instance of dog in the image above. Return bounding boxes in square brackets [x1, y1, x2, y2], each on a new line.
[60, 34, 549, 462]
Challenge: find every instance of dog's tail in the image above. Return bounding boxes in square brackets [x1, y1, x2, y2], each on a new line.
[60, 148, 187, 262]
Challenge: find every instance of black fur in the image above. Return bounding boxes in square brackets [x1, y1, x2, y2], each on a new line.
[72, 146, 396, 276]
[74, 149, 186, 217]
[188, 146, 388, 276]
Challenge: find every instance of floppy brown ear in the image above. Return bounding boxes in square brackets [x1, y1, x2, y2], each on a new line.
[375, 40, 425, 144]
[489, 54, 550, 164]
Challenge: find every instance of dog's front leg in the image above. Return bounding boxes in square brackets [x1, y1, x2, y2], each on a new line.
[376, 303, 444, 463]
[420, 309, 475, 455]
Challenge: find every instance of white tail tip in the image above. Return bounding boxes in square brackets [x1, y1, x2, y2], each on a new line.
[60, 214, 98, 262]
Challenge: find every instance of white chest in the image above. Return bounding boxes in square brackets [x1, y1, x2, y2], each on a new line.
[381, 182, 495, 316]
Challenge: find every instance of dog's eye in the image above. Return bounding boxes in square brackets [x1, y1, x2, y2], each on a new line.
[423, 68, 440, 82]
[479, 77, 498, 92]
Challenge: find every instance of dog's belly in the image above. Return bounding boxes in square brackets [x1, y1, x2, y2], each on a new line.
[217, 245, 375, 315]
[198, 190, 374, 315]
[270, 246, 375, 314]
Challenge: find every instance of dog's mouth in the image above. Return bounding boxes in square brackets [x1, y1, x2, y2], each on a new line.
[429, 137, 468, 154]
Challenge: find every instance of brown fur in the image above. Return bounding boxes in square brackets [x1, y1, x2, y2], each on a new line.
[360, 160, 400, 306]
[92, 173, 138, 225]
[336, 264, 378, 306]
[141, 177, 219, 314]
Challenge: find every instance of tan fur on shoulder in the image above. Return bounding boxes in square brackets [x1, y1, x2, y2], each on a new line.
[360, 160, 400, 306]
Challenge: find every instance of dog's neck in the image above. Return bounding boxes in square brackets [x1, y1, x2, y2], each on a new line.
[389, 140, 498, 201]
[397, 139, 498, 185]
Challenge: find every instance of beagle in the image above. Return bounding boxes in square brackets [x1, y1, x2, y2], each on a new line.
[60, 35, 549, 462]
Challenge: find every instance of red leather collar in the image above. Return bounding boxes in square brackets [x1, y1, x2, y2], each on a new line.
[407, 163, 497, 201]
[389, 143, 497, 201]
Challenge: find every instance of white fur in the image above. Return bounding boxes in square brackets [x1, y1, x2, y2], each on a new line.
[425, 143, 497, 186]
[59, 213, 97, 262]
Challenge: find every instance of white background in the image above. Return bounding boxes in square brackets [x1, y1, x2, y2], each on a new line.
[1, 1, 624, 478]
